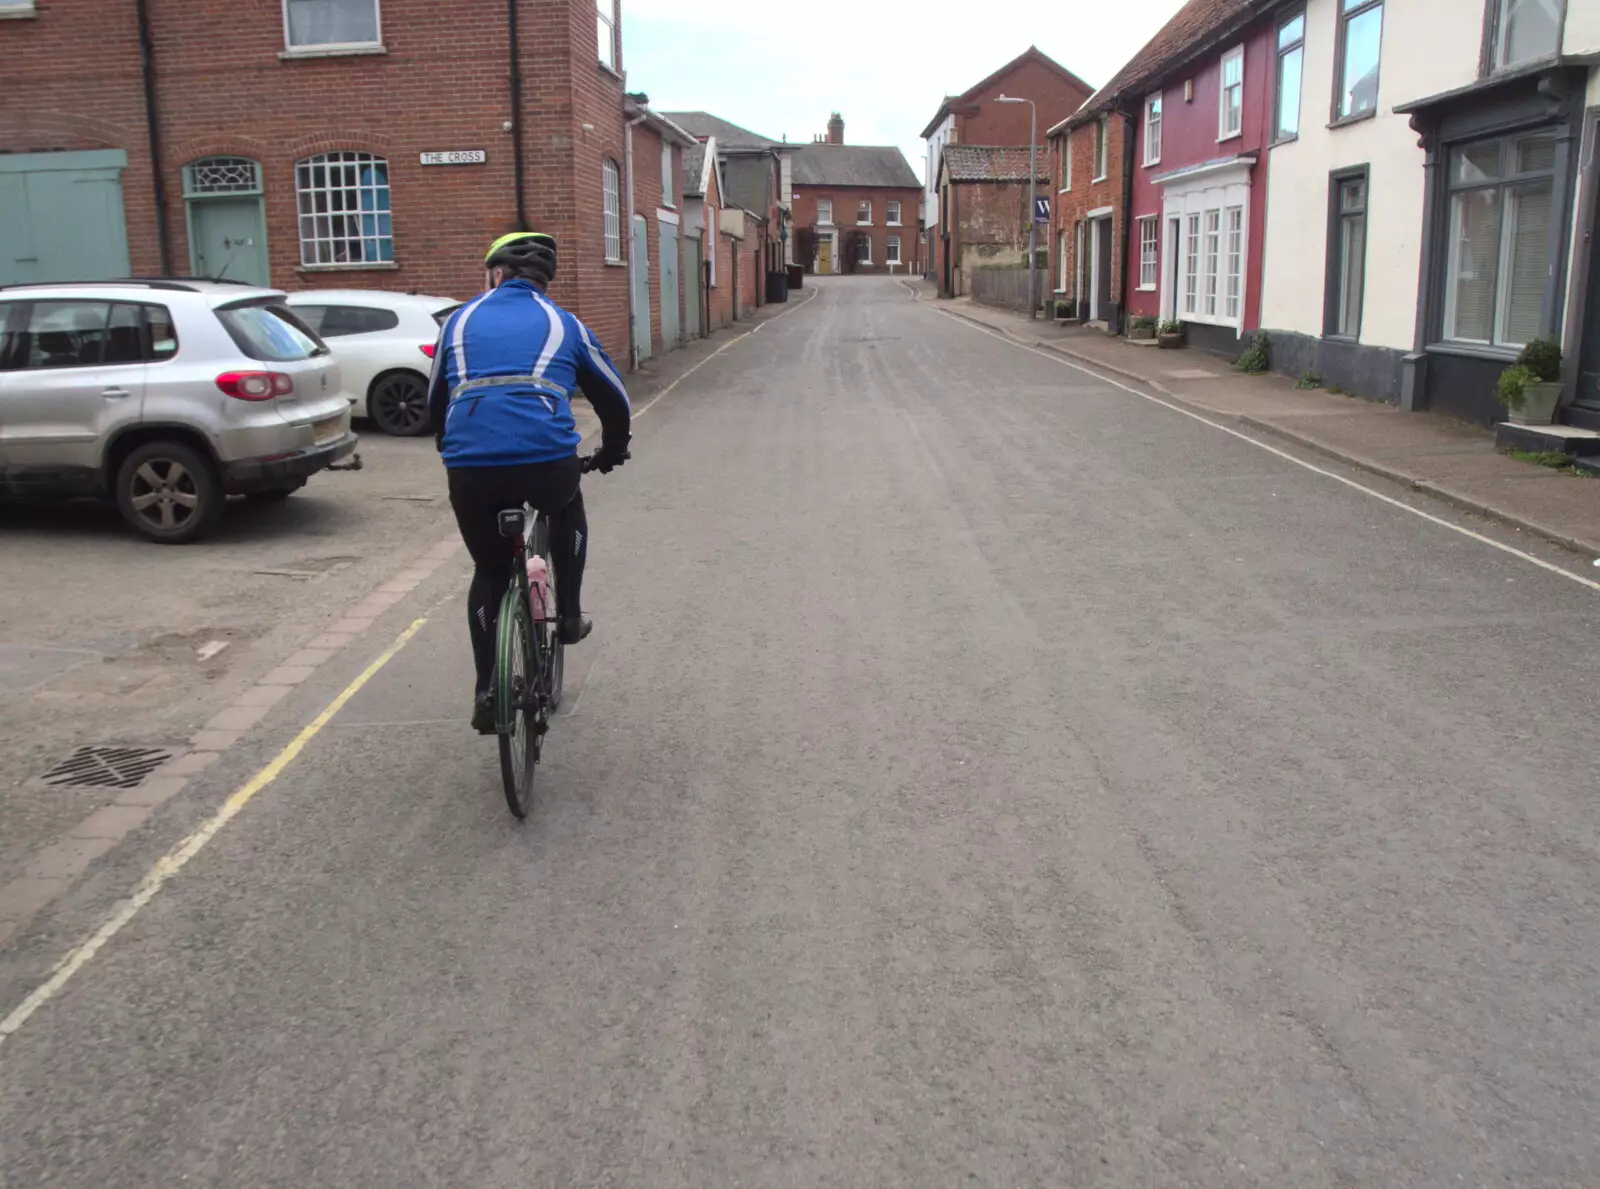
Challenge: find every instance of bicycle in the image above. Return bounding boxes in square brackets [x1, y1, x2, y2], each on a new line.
[491, 450, 619, 818]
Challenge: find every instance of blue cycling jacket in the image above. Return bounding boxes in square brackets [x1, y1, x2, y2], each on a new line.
[427, 278, 631, 468]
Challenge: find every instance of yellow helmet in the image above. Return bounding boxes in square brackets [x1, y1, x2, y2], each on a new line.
[484, 231, 557, 285]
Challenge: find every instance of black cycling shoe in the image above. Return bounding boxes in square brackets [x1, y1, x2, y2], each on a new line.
[471, 693, 495, 735]
[556, 616, 593, 645]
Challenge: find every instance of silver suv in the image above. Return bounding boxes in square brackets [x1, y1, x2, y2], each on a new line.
[0, 279, 355, 543]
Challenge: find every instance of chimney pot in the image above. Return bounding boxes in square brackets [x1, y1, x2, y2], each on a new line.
[827, 112, 844, 145]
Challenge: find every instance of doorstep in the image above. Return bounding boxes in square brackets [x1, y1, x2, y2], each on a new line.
[1494, 422, 1600, 458]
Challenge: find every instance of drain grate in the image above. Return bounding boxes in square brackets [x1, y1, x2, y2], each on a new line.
[40, 746, 172, 790]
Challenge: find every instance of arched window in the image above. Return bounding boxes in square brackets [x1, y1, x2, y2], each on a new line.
[602, 159, 622, 262]
[294, 151, 393, 265]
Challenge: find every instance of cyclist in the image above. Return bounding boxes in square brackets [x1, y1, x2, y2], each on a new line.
[427, 231, 632, 733]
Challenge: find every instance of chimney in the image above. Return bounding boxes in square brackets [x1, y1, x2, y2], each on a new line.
[827, 113, 844, 145]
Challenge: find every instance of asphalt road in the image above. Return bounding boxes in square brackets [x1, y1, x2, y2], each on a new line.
[2, 278, 1598, 1187]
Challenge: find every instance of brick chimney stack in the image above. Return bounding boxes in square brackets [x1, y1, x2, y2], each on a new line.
[827, 113, 844, 145]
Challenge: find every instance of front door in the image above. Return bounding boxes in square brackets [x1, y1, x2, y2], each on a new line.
[659, 218, 680, 348]
[190, 197, 268, 285]
[631, 216, 650, 363]
[818, 233, 833, 276]
[1094, 217, 1114, 322]
[684, 235, 703, 339]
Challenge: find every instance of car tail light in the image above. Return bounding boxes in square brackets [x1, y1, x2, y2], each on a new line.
[420, 343, 436, 358]
[216, 371, 293, 400]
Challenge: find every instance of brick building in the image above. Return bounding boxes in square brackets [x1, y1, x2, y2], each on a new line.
[0, 0, 672, 367]
[664, 111, 788, 310]
[1047, 108, 1133, 329]
[788, 114, 920, 275]
[681, 138, 734, 333]
[935, 146, 1048, 303]
[622, 98, 694, 363]
[921, 47, 1095, 285]
[1069, 0, 1278, 358]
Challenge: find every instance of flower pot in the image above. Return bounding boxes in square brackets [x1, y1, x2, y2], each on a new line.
[1129, 326, 1155, 341]
[1157, 332, 1185, 350]
[1508, 380, 1561, 425]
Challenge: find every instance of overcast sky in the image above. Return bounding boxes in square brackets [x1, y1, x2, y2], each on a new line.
[621, 0, 1189, 185]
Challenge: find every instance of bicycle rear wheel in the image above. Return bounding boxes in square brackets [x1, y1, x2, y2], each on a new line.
[494, 585, 538, 819]
[531, 517, 566, 712]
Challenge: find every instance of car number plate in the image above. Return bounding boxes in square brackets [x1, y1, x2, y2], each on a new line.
[312, 415, 345, 444]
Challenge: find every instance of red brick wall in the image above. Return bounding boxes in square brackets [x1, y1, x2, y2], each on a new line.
[1049, 112, 1130, 320]
[953, 59, 1092, 149]
[734, 215, 762, 318]
[0, 0, 637, 361]
[789, 185, 921, 274]
[0, 1, 159, 275]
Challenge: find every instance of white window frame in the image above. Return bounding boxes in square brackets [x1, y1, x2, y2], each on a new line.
[1274, 11, 1305, 143]
[886, 200, 902, 226]
[886, 235, 901, 264]
[660, 141, 674, 207]
[1093, 117, 1109, 182]
[1137, 216, 1159, 289]
[282, 0, 383, 52]
[817, 198, 834, 226]
[294, 150, 394, 266]
[602, 159, 622, 262]
[0, 0, 38, 17]
[855, 234, 872, 265]
[596, 0, 618, 71]
[1203, 209, 1221, 315]
[1057, 227, 1070, 291]
[1060, 136, 1073, 192]
[1143, 93, 1162, 167]
[1219, 46, 1244, 140]
[1224, 206, 1244, 319]
[856, 199, 873, 226]
[1183, 214, 1200, 315]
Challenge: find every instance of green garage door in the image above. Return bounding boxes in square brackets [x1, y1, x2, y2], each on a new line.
[0, 151, 131, 285]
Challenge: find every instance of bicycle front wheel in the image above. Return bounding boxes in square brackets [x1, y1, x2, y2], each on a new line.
[494, 586, 538, 819]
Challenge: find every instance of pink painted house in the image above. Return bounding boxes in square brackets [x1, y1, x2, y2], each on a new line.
[1088, 0, 1282, 358]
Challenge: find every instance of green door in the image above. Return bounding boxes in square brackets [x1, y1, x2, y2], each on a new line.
[189, 198, 268, 285]
[0, 151, 131, 285]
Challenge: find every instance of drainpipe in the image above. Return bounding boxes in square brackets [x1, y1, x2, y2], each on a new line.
[135, 0, 173, 275]
[506, 0, 528, 231]
[624, 100, 649, 369]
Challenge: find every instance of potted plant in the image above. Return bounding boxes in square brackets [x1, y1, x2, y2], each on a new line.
[1053, 299, 1073, 322]
[1497, 337, 1563, 425]
[1128, 315, 1157, 342]
[1157, 319, 1185, 350]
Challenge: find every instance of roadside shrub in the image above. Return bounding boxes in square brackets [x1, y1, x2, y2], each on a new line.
[1235, 331, 1270, 374]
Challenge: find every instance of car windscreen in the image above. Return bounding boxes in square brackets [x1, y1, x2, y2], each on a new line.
[216, 300, 328, 362]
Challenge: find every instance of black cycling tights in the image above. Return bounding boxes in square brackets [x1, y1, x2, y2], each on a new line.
[447, 457, 587, 696]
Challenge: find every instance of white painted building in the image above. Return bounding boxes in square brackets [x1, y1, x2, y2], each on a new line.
[1259, 0, 1600, 428]
[924, 112, 954, 268]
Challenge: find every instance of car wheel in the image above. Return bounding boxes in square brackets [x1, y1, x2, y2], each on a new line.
[367, 371, 431, 436]
[115, 441, 224, 544]
[245, 484, 304, 504]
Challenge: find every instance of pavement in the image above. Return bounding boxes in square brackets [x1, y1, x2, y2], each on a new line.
[2, 276, 1599, 1187]
[926, 282, 1600, 559]
[0, 304, 789, 945]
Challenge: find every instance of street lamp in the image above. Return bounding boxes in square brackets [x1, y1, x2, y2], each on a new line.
[996, 94, 1039, 319]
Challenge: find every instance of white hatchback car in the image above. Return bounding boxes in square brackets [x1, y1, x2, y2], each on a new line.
[286, 290, 460, 436]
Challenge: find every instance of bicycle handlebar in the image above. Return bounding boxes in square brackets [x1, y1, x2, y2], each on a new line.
[579, 448, 630, 475]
